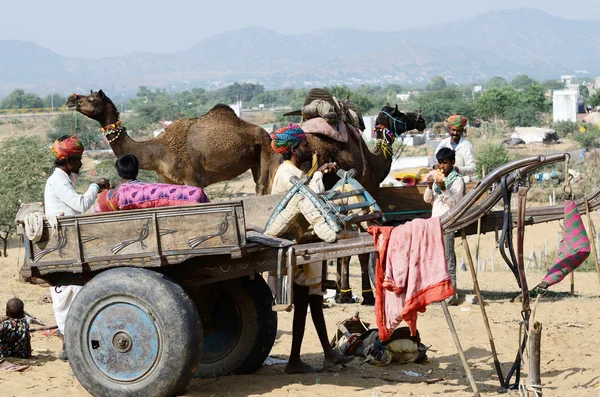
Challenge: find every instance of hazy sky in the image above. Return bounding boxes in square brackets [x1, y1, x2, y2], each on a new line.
[2, 0, 598, 58]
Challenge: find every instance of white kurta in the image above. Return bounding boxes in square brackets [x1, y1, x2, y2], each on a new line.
[271, 161, 325, 295]
[433, 137, 476, 181]
[44, 168, 100, 334]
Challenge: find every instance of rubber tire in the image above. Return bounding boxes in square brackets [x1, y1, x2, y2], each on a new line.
[192, 276, 277, 378]
[65, 267, 202, 397]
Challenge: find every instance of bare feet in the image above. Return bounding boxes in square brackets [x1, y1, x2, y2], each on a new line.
[323, 351, 354, 370]
[284, 360, 319, 374]
[0, 360, 29, 372]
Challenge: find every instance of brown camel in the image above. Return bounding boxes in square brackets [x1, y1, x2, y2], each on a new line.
[306, 105, 426, 304]
[65, 90, 278, 195]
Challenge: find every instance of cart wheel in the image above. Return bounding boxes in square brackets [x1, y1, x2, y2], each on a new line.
[65, 267, 202, 397]
[192, 276, 277, 378]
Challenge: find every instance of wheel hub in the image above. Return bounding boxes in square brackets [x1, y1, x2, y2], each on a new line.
[112, 331, 133, 353]
[88, 302, 160, 382]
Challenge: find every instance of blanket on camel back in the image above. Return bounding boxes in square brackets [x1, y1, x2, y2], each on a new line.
[299, 88, 364, 143]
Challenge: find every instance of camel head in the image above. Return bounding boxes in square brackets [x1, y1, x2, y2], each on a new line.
[65, 90, 119, 125]
[375, 104, 426, 139]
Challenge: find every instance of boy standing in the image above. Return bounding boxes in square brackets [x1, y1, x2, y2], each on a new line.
[424, 148, 466, 305]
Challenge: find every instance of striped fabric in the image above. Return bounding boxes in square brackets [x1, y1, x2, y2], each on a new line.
[541, 200, 590, 287]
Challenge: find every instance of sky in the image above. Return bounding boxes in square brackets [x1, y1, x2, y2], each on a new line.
[1, 0, 599, 58]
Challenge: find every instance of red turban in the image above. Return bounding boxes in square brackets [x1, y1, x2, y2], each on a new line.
[447, 115, 467, 131]
[51, 136, 84, 160]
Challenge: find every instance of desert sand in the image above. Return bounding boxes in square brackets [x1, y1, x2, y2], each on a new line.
[1, 214, 599, 397]
[2, 169, 600, 396]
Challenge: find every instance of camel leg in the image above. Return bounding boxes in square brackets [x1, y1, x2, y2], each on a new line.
[250, 166, 261, 195]
[256, 149, 273, 195]
[336, 257, 354, 304]
[359, 253, 374, 306]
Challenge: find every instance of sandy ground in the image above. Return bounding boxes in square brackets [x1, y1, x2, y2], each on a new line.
[1, 219, 599, 397]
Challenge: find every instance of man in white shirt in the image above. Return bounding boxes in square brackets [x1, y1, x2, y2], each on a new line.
[432, 115, 476, 182]
[269, 125, 352, 373]
[45, 135, 109, 361]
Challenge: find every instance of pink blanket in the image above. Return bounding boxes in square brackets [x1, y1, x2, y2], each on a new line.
[369, 218, 454, 340]
[301, 118, 362, 143]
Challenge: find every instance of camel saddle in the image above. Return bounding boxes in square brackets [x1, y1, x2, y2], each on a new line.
[300, 117, 361, 143]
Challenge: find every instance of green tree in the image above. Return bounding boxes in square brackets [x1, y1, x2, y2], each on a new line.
[580, 85, 590, 100]
[48, 113, 106, 150]
[0, 137, 54, 256]
[476, 88, 514, 120]
[0, 89, 44, 109]
[504, 104, 542, 127]
[475, 142, 509, 178]
[510, 74, 537, 90]
[540, 79, 565, 91]
[426, 76, 447, 91]
[43, 93, 67, 109]
[485, 76, 508, 89]
[414, 86, 474, 123]
[588, 90, 600, 107]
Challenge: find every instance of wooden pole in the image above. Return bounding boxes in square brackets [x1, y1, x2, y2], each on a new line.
[570, 271, 575, 296]
[440, 300, 481, 396]
[584, 197, 600, 288]
[461, 230, 506, 389]
[528, 322, 543, 396]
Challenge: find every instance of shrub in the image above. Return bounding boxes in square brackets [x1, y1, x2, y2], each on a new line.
[551, 121, 578, 138]
[475, 142, 510, 178]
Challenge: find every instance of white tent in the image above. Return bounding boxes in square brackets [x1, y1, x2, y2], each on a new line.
[512, 127, 558, 144]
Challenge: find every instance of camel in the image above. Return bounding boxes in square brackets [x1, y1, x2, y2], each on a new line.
[65, 90, 278, 195]
[306, 105, 426, 304]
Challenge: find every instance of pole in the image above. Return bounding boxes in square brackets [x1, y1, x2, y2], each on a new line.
[584, 197, 600, 288]
[528, 322, 543, 396]
[460, 230, 506, 389]
[440, 300, 481, 396]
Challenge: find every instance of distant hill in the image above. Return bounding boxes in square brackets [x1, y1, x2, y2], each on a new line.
[1, 8, 598, 97]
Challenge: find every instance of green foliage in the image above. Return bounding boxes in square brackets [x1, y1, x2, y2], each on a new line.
[476, 88, 515, 120]
[426, 76, 447, 91]
[0, 137, 54, 255]
[485, 76, 508, 89]
[48, 113, 107, 150]
[413, 86, 474, 123]
[588, 90, 600, 107]
[540, 79, 565, 91]
[580, 85, 590, 100]
[504, 104, 542, 128]
[43, 93, 67, 109]
[572, 130, 599, 150]
[475, 142, 509, 178]
[551, 120, 578, 138]
[510, 74, 538, 90]
[0, 89, 44, 109]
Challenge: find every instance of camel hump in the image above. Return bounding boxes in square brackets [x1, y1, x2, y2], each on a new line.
[206, 104, 239, 118]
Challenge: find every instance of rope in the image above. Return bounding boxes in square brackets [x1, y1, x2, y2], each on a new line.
[519, 383, 542, 397]
[24, 212, 45, 242]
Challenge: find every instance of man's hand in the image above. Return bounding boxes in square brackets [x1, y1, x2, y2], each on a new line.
[94, 177, 110, 191]
[318, 162, 338, 174]
[435, 180, 446, 191]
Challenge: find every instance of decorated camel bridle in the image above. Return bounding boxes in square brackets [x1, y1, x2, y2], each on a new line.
[71, 93, 124, 143]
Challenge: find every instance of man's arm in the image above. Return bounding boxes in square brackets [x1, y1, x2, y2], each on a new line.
[54, 179, 100, 214]
[423, 186, 434, 204]
[457, 141, 476, 175]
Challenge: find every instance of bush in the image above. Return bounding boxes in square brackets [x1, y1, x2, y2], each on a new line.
[551, 121, 578, 138]
[475, 142, 510, 178]
[572, 130, 599, 150]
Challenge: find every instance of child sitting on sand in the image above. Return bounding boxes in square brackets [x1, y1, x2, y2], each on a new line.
[1, 298, 32, 359]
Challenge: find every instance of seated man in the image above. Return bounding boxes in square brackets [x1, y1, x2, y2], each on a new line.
[0, 298, 32, 359]
[96, 154, 209, 212]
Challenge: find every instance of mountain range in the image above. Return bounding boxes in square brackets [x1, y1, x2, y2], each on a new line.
[1, 8, 598, 97]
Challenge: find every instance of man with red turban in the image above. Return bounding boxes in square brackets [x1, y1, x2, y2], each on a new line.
[44, 135, 109, 361]
[432, 115, 476, 181]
